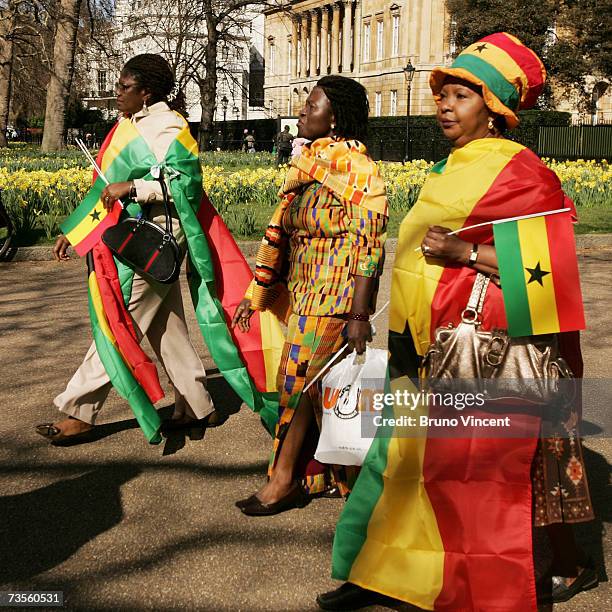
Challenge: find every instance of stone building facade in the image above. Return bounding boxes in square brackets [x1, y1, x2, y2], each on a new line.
[263, 0, 450, 118]
[83, 4, 267, 122]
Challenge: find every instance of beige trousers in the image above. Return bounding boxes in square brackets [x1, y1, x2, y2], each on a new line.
[55, 265, 214, 425]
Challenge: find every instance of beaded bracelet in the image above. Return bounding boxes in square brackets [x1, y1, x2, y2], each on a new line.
[347, 312, 370, 322]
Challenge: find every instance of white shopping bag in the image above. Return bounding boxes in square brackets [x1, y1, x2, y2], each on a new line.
[315, 347, 388, 466]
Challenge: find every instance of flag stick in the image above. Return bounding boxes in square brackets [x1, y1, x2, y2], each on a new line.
[415, 207, 571, 252]
[302, 300, 390, 393]
[75, 138, 125, 209]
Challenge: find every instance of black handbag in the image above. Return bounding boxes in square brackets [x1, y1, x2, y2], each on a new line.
[102, 168, 181, 284]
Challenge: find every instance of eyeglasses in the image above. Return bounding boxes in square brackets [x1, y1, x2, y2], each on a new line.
[115, 82, 139, 93]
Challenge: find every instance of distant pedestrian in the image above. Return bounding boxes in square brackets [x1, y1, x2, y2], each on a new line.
[242, 128, 250, 152]
[245, 131, 256, 153]
[276, 125, 293, 165]
[215, 129, 224, 151]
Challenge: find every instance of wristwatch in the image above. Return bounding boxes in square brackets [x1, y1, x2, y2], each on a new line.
[467, 243, 479, 267]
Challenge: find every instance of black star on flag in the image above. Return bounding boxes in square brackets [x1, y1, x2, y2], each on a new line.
[525, 261, 550, 286]
[474, 43, 488, 53]
[90, 210, 101, 222]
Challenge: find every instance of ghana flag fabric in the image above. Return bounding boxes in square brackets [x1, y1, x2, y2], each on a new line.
[331, 138, 577, 611]
[63, 115, 284, 440]
[87, 250, 163, 443]
[494, 211, 585, 337]
[430, 32, 546, 129]
[60, 120, 153, 255]
[164, 119, 284, 434]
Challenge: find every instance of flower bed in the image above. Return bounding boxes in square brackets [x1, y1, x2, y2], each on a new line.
[0, 149, 610, 244]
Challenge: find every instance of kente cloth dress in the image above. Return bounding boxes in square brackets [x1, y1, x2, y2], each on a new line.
[250, 137, 388, 495]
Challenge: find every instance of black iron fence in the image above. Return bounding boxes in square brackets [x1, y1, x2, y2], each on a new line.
[8, 118, 612, 161]
[366, 126, 611, 162]
[538, 125, 612, 160]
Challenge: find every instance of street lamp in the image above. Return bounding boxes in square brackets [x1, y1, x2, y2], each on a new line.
[403, 59, 416, 163]
[221, 95, 229, 122]
[221, 95, 229, 150]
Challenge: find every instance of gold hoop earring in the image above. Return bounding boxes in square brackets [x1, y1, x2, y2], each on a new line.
[142, 100, 149, 114]
[331, 123, 336, 131]
[488, 118, 494, 131]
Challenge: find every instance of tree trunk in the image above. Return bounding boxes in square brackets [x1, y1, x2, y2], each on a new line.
[198, 25, 218, 152]
[0, 2, 16, 148]
[41, 0, 82, 152]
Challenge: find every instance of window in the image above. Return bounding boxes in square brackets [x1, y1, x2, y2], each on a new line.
[97, 70, 107, 94]
[363, 23, 371, 62]
[375, 91, 382, 117]
[269, 43, 275, 73]
[392, 15, 400, 56]
[390, 90, 397, 116]
[297, 39, 302, 74]
[287, 38, 293, 74]
[449, 18, 458, 56]
[376, 21, 384, 60]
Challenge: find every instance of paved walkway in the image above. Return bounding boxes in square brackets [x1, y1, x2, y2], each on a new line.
[0, 250, 609, 611]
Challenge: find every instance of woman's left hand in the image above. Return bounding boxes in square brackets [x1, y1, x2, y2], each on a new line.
[421, 225, 471, 263]
[346, 319, 372, 355]
[101, 182, 132, 211]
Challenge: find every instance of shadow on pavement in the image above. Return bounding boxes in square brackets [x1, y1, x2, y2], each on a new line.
[161, 374, 248, 456]
[0, 465, 140, 584]
[574, 445, 611, 583]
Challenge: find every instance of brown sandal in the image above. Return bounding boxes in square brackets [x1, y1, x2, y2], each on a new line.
[35, 421, 94, 445]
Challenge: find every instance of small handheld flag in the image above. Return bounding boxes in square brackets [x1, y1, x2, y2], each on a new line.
[493, 210, 585, 336]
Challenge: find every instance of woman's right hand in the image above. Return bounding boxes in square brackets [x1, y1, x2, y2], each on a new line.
[231, 298, 255, 333]
[53, 235, 71, 262]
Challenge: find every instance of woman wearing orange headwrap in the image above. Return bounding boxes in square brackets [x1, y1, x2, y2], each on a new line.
[320, 33, 597, 612]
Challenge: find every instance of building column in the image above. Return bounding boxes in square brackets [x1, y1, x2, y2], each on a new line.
[300, 12, 308, 79]
[352, 1, 361, 73]
[320, 6, 330, 76]
[310, 9, 319, 77]
[342, 0, 353, 72]
[331, 3, 341, 73]
[291, 18, 299, 80]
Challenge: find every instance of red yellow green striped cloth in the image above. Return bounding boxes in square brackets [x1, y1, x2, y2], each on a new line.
[62, 116, 284, 441]
[430, 32, 546, 129]
[332, 137, 579, 611]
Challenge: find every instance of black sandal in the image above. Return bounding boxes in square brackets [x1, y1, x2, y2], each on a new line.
[538, 564, 599, 604]
[161, 410, 227, 433]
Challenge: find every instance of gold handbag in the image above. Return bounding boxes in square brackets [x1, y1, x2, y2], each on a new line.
[421, 273, 574, 404]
